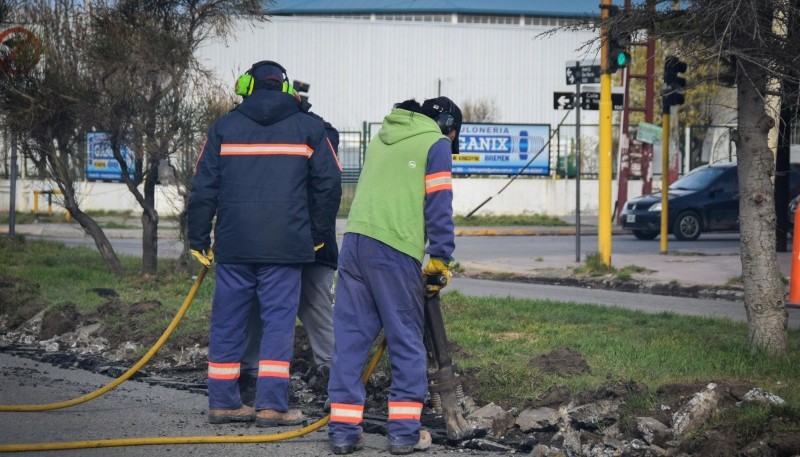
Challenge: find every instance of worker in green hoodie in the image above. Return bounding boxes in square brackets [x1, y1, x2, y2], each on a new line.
[327, 97, 461, 455]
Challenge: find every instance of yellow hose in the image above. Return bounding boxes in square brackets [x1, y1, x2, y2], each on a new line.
[0, 260, 389, 452]
[0, 266, 210, 413]
[0, 341, 387, 453]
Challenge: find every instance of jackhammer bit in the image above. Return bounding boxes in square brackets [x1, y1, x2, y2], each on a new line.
[423, 274, 471, 441]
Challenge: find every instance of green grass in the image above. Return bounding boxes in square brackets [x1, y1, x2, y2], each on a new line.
[439, 290, 800, 410]
[454, 214, 568, 226]
[2, 237, 800, 436]
[574, 252, 653, 281]
[0, 237, 215, 351]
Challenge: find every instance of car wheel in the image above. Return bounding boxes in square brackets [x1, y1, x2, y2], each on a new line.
[673, 211, 702, 241]
[632, 230, 658, 240]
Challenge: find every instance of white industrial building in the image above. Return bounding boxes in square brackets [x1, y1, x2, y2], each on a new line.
[5, 1, 641, 218]
[197, 1, 602, 135]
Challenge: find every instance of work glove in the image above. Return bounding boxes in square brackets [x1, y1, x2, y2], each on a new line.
[314, 242, 325, 252]
[191, 247, 214, 268]
[422, 257, 454, 295]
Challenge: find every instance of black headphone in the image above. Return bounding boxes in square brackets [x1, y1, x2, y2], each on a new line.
[234, 60, 296, 97]
[430, 102, 456, 135]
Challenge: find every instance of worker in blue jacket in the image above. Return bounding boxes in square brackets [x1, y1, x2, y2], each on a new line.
[239, 104, 341, 406]
[188, 60, 342, 427]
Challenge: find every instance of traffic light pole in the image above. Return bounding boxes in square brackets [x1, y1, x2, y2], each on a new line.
[660, 112, 670, 254]
[598, 0, 613, 266]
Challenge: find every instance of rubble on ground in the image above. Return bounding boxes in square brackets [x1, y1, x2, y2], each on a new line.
[1, 282, 798, 456]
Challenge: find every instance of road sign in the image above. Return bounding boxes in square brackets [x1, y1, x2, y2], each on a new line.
[579, 92, 625, 111]
[0, 26, 41, 74]
[553, 92, 575, 110]
[637, 122, 663, 144]
[565, 60, 601, 85]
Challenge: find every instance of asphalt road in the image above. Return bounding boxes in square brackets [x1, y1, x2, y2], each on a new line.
[0, 353, 461, 457]
[451, 278, 800, 329]
[34, 231, 743, 260]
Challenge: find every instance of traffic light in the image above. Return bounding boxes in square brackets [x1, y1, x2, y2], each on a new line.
[663, 56, 687, 112]
[606, 6, 632, 74]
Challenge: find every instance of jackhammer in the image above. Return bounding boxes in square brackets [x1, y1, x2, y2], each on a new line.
[423, 274, 470, 440]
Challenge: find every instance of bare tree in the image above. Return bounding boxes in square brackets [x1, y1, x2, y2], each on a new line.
[461, 98, 501, 123]
[566, 0, 800, 355]
[0, 0, 267, 276]
[0, 0, 126, 275]
[86, 0, 267, 276]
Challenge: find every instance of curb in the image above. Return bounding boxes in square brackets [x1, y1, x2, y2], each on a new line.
[455, 227, 628, 236]
[462, 270, 746, 302]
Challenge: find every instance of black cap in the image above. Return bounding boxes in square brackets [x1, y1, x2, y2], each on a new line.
[421, 97, 462, 154]
[250, 61, 288, 91]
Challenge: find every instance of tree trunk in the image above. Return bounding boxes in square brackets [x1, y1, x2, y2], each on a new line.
[62, 197, 125, 276]
[733, 60, 788, 355]
[141, 169, 159, 276]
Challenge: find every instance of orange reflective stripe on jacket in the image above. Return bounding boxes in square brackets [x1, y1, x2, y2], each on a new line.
[326, 137, 343, 171]
[258, 360, 290, 378]
[330, 403, 364, 424]
[425, 171, 452, 194]
[208, 361, 240, 380]
[388, 401, 422, 420]
[220, 143, 313, 158]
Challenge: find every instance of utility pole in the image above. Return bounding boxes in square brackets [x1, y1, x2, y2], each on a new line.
[8, 137, 17, 238]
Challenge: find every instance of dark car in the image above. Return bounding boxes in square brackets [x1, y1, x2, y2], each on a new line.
[790, 194, 800, 231]
[621, 162, 740, 241]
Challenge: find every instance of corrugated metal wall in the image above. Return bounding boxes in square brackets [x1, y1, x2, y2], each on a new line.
[196, 16, 600, 133]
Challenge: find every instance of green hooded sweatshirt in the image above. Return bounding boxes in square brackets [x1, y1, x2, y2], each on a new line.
[345, 108, 446, 261]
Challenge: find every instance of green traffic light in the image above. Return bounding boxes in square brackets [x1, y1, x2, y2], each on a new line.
[615, 51, 631, 68]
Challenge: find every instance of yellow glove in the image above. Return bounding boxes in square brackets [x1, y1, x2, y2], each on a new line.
[422, 257, 454, 295]
[314, 242, 325, 252]
[191, 247, 214, 268]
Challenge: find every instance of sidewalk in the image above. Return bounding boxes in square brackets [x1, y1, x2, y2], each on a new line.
[2, 217, 792, 294]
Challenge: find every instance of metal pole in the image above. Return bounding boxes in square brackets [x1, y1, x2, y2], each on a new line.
[575, 63, 582, 263]
[598, 0, 613, 266]
[660, 112, 670, 254]
[8, 137, 17, 237]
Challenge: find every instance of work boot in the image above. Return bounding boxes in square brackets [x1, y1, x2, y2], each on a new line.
[207, 405, 256, 424]
[237, 372, 257, 407]
[331, 434, 364, 455]
[255, 408, 305, 427]
[389, 430, 432, 455]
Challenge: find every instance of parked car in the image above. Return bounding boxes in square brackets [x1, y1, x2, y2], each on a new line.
[622, 163, 800, 241]
[790, 193, 800, 230]
[621, 163, 737, 241]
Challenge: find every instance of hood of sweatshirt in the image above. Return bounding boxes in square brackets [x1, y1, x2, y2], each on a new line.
[378, 108, 443, 146]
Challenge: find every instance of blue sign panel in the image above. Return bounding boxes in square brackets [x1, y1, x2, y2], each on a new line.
[453, 123, 550, 176]
[86, 132, 135, 181]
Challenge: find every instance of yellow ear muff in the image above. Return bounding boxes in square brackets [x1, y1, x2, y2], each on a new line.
[235, 73, 255, 97]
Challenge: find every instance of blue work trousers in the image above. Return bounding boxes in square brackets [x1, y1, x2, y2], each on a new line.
[208, 263, 301, 411]
[328, 233, 427, 447]
[242, 263, 336, 375]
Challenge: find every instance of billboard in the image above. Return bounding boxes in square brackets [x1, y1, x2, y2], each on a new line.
[86, 132, 135, 181]
[453, 123, 550, 175]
